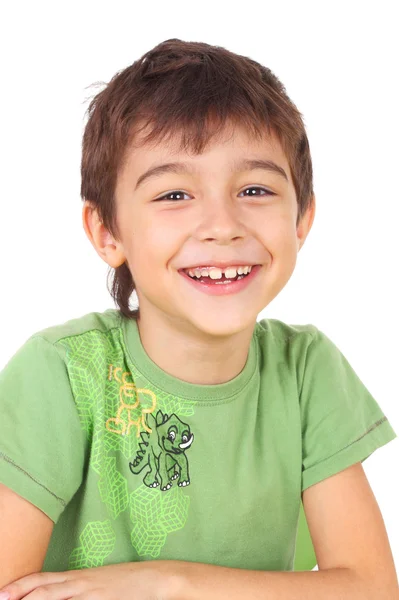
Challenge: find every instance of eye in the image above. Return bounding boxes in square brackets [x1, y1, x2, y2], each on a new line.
[240, 186, 276, 198]
[155, 190, 190, 201]
[154, 186, 275, 201]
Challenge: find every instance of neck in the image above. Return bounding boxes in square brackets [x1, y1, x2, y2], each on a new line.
[136, 311, 255, 385]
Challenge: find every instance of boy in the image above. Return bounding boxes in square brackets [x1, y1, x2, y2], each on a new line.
[0, 38, 397, 599]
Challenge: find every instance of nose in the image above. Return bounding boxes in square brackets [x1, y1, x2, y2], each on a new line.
[196, 196, 246, 244]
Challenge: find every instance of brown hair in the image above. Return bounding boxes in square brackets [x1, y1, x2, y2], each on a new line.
[80, 38, 314, 321]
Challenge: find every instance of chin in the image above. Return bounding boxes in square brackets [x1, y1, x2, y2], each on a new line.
[191, 315, 255, 338]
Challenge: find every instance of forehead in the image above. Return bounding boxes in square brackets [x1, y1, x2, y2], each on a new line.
[122, 120, 291, 181]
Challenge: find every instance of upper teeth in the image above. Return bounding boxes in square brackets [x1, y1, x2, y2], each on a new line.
[185, 265, 253, 279]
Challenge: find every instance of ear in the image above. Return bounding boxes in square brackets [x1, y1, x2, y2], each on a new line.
[297, 194, 316, 251]
[82, 200, 126, 269]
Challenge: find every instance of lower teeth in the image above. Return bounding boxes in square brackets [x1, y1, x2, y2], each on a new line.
[190, 273, 248, 284]
[214, 275, 246, 284]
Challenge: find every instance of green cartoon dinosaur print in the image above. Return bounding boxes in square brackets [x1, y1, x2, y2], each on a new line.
[129, 409, 194, 492]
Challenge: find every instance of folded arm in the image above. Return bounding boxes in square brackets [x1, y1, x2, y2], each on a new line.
[169, 561, 377, 600]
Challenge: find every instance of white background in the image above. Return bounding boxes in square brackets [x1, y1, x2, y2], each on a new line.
[1, 0, 398, 578]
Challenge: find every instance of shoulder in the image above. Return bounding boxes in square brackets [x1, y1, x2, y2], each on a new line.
[1, 309, 125, 371]
[255, 318, 346, 366]
[29, 308, 123, 347]
[255, 317, 319, 355]
[256, 316, 318, 341]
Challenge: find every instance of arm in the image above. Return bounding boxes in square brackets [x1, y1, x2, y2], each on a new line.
[170, 462, 398, 599]
[169, 562, 375, 600]
[0, 561, 386, 600]
[0, 483, 54, 587]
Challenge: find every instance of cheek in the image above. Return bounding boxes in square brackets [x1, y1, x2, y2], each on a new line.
[144, 215, 188, 252]
[261, 213, 297, 250]
[124, 220, 184, 274]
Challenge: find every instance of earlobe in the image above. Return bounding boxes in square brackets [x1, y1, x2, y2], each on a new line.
[82, 201, 126, 268]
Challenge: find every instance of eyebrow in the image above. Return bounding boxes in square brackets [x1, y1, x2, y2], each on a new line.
[134, 158, 288, 190]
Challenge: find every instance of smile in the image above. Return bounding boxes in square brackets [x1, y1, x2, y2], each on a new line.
[178, 264, 262, 296]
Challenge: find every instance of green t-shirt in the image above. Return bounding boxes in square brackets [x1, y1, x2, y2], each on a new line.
[0, 308, 396, 572]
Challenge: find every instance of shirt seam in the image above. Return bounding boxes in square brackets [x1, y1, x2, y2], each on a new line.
[0, 451, 67, 507]
[31, 324, 122, 351]
[297, 327, 319, 402]
[302, 416, 388, 472]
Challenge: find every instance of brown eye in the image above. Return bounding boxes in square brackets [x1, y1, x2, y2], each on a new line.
[240, 186, 275, 197]
[155, 190, 190, 201]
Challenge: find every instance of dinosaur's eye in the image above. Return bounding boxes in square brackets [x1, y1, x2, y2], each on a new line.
[182, 435, 187, 442]
[168, 431, 176, 441]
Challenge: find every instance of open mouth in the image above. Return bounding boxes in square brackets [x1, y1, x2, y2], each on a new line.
[178, 265, 262, 296]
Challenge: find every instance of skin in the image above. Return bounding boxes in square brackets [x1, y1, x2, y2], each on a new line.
[82, 122, 316, 385]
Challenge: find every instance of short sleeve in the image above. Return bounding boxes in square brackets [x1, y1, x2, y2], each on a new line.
[0, 335, 87, 522]
[299, 328, 397, 492]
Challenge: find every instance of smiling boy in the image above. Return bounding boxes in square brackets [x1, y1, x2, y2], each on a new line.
[0, 38, 397, 599]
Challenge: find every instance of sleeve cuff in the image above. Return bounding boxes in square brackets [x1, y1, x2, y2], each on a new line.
[302, 417, 397, 491]
[0, 452, 67, 523]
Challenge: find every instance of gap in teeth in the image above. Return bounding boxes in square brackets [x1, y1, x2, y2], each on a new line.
[187, 265, 253, 279]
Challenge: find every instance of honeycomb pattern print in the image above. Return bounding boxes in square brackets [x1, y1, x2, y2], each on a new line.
[56, 325, 196, 567]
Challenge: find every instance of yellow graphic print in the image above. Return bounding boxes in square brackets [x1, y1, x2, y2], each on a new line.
[105, 364, 157, 438]
[102, 361, 194, 559]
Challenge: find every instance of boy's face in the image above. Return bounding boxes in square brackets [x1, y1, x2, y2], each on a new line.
[85, 122, 314, 338]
